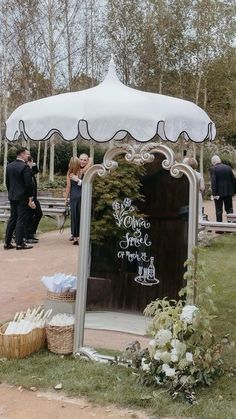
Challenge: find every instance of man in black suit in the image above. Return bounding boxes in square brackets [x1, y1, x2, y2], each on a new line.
[24, 156, 43, 243]
[210, 155, 236, 222]
[4, 147, 36, 250]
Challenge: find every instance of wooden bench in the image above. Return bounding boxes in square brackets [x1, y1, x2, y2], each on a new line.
[38, 197, 65, 208]
[0, 213, 9, 222]
[199, 220, 236, 233]
[0, 198, 67, 228]
[40, 207, 68, 228]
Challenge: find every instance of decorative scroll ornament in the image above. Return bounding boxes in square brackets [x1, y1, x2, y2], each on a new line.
[114, 142, 175, 168]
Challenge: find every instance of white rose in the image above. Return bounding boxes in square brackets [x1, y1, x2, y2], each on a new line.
[170, 353, 179, 363]
[171, 339, 186, 357]
[186, 352, 193, 363]
[149, 339, 156, 348]
[155, 329, 172, 347]
[180, 305, 198, 324]
[141, 358, 151, 372]
[170, 347, 179, 363]
[154, 350, 162, 361]
[160, 351, 171, 363]
[162, 363, 176, 377]
[165, 368, 176, 377]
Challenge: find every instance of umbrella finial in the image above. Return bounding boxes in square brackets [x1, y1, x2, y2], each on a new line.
[109, 54, 115, 67]
[104, 55, 121, 84]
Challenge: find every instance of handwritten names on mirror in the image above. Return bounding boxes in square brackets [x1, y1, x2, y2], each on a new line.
[112, 198, 159, 286]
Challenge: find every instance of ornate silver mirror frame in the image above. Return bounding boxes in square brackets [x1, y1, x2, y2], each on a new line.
[73, 142, 199, 353]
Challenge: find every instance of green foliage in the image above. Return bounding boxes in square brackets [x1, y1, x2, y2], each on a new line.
[123, 249, 227, 404]
[38, 178, 67, 190]
[90, 157, 145, 244]
[0, 184, 6, 192]
[6, 146, 18, 163]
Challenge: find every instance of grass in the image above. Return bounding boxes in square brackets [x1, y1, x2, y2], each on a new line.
[0, 234, 236, 418]
[0, 216, 70, 242]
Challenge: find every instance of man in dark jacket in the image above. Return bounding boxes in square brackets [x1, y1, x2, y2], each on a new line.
[24, 156, 43, 243]
[210, 155, 236, 222]
[4, 147, 35, 250]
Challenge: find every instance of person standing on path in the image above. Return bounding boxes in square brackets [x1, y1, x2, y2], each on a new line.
[210, 155, 236, 222]
[24, 156, 43, 244]
[4, 147, 35, 250]
[65, 153, 92, 245]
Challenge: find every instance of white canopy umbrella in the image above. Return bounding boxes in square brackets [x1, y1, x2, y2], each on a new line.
[6, 58, 216, 143]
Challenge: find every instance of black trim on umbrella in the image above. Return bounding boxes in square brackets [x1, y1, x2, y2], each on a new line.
[5, 119, 215, 144]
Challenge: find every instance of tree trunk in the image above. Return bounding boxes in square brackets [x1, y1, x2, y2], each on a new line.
[192, 142, 196, 160]
[43, 141, 48, 178]
[2, 86, 9, 186]
[89, 141, 94, 161]
[48, 0, 56, 182]
[0, 91, 2, 163]
[37, 141, 41, 184]
[90, 0, 94, 84]
[0, 137, 2, 164]
[72, 139, 77, 157]
[65, 0, 72, 90]
[3, 140, 8, 187]
[159, 71, 164, 94]
[49, 136, 55, 182]
[200, 77, 208, 177]
[193, 72, 203, 159]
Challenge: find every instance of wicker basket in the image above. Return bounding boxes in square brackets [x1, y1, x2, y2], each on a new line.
[0, 323, 46, 359]
[46, 324, 74, 354]
[46, 291, 76, 302]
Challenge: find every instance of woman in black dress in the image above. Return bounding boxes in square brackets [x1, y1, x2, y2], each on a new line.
[65, 154, 91, 245]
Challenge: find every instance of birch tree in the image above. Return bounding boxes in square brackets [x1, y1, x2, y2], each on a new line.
[105, 0, 144, 85]
[0, 0, 15, 185]
[190, 0, 236, 162]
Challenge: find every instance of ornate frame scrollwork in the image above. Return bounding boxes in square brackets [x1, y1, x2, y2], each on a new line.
[73, 143, 198, 353]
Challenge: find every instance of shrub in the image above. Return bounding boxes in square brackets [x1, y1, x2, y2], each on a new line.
[91, 157, 145, 244]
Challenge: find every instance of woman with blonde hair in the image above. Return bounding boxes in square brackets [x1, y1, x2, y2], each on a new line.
[65, 154, 92, 244]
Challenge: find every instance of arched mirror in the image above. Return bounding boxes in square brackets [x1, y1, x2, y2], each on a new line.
[74, 142, 199, 353]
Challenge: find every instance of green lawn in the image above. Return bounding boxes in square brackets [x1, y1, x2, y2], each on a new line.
[0, 216, 70, 242]
[0, 234, 235, 418]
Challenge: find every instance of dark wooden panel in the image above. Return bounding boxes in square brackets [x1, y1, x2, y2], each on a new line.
[88, 154, 189, 312]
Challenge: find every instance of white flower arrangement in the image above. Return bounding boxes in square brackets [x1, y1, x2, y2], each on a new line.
[123, 252, 226, 403]
[125, 291, 224, 403]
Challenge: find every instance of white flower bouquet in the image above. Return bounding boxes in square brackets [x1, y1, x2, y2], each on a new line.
[125, 298, 224, 403]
